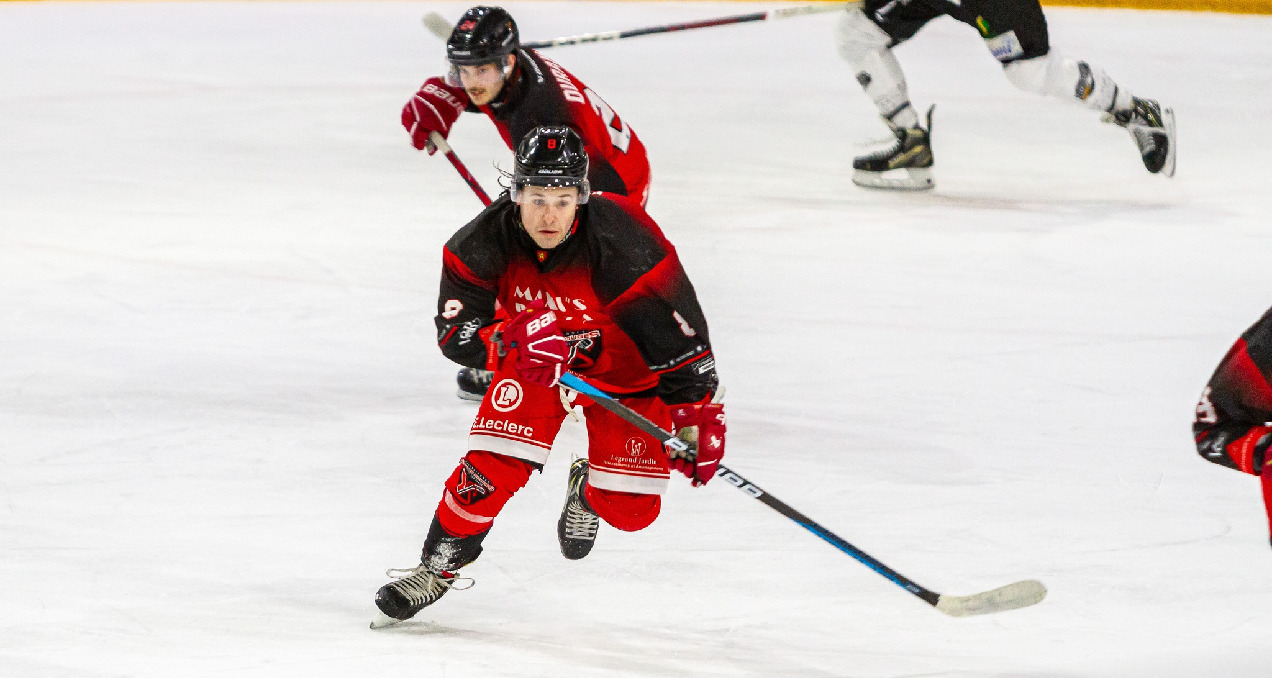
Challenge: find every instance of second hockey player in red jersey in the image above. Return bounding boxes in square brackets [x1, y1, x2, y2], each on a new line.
[402, 5, 651, 206]
[371, 126, 725, 627]
[1194, 305, 1272, 549]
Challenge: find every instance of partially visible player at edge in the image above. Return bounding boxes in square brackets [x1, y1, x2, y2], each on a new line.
[838, 0, 1176, 190]
[402, 5, 653, 400]
[370, 126, 725, 628]
[1194, 306, 1272, 548]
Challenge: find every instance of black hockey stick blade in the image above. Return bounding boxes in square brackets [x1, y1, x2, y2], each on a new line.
[934, 579, 1047, 617]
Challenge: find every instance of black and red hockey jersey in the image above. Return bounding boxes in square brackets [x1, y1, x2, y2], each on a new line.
[1195, 306, 1272, 475]
[1194, 305, 1272, 542]
[434, 194, 715, 405]
[471, 49, 651, 206]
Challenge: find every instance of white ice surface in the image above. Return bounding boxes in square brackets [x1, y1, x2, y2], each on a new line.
[3, 2, 1272, 676]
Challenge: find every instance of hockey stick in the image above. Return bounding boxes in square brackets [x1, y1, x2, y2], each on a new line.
[558, 372, 1048, 617]
[428, 131, 492, 207]
[424, 3, 858, 48]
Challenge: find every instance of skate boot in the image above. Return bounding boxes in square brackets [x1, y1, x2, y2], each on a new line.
[852, 105, 935, 191]
[372, 565, 471, 628]
[557, 458, 600, 560]
[456, 367, 494, 401]
[1103, 97, 1175, 177]
[371, 516, 486, 628]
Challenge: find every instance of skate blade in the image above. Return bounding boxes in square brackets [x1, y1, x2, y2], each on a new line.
[1158, 107, 1176, 178]
[370, 612, 405, 629]
[852, 167, 934, 191]
[456, 388, 485, 402]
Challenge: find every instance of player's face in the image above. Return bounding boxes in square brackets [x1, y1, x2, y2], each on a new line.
[518, 185, 580, 249]
[456, 56, 513, 106]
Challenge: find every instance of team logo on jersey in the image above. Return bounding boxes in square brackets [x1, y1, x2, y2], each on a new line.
[563, 329, 603, 369]
[453, 458, 495, 505]
[491, 378, 524, 412]
[442, 299, 463, 319]
[625, 436, 646, 458]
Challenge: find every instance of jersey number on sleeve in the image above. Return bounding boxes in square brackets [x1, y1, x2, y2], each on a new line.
[584, 88, 632, 154]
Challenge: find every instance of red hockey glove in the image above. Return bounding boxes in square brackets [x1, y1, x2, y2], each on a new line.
[668, 400, 726, 487]
[502, 301, 570, 388]
[401, 77, 469, 154]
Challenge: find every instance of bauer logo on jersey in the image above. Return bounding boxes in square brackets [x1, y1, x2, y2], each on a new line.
[986, 31, 1024, 62]
[491, 379, 524, 412]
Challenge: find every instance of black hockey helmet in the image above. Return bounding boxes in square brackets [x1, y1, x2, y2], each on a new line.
[512, 126, 590, 204]
[447, 6, 520, 66]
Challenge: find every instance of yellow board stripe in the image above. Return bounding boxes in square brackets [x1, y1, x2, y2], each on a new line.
[2, 0, 1268, 15]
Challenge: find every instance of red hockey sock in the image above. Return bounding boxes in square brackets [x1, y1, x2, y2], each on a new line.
[436, 450, 535, 537]
[584, 485, 660, 532]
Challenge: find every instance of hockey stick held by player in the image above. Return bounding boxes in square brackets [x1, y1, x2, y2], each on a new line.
[372, 127, 723, 628]
[560, 371, 1044, 617]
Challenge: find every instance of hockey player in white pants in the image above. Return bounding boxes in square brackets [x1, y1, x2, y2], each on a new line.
[839, 0, 1176, 190]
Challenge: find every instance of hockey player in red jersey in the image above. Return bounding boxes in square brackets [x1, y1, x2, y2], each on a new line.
[402, 5, 650, 204]
[402, 5, 653, 400]
[838, 0, 1176, 189]
[371, 126, 725, 627]
[1194, 306, 1272, 548]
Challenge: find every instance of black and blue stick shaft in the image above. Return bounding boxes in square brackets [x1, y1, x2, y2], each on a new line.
[557, 371, 1047, 617]
[424, 4, 857, 50]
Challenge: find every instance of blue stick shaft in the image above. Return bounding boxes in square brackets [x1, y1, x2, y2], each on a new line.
[557, 371, 940, 607]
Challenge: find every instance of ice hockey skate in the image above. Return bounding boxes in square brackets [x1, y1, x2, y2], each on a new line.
[371, 517, 486, 628]
[852, 105, 935, 191]
[1102, 96, 1175, 178]
[456, 367, 494, 401]
[371, 566, 472, 628]
[557, 458, 600, 560]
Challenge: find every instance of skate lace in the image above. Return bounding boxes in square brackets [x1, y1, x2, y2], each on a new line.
[562, 461, 600, 540]
[562, 500, 600, 540]
[384, 566, 474, 605]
